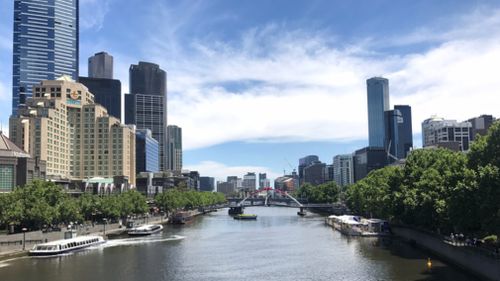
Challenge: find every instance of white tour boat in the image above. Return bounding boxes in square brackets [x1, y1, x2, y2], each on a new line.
[29, 235, 105, 256]
[127, 224, 163, 236]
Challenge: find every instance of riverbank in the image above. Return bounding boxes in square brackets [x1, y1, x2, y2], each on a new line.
[392, 225, 500, 281]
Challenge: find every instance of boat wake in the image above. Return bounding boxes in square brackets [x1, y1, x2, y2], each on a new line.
[100, 235, 185, 249]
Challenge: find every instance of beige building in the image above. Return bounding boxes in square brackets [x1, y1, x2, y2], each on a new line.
[9, 76, 136, 184]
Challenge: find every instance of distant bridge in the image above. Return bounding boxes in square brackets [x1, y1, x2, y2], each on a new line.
[226, 188, 347, 215]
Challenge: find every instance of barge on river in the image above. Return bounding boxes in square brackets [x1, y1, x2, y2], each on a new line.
[326, 215, 390, 237]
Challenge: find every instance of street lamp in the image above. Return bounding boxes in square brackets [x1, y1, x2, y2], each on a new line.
[103, 218, 107, 236]
[22, 228, 27, 250]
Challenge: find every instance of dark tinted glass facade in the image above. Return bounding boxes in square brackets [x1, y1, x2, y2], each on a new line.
[12, 0, 79, 115]
[88, 52, 113, 79]
[78, 77, 121, 119]
[129, 62, 166, 97]
[135, 129, 159, 173]
[367, 77, 390, 148]
[199, 177, 215, 192]
[354, 147, 388, 182]
[394, 105, 413, 158]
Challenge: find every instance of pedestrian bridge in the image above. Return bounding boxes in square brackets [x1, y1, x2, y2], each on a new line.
[226, 188, 347, 215]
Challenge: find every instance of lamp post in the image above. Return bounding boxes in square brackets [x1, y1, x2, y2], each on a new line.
[22, 228, 27, 250]
[103, 218, 107, 236]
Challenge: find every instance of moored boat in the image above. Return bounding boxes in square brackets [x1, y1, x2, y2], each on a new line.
[326, 215, 390, 236]
[29, 235, 105, 256]
[172, 211, 193, 224]
[234, 214, 257, 220]
[127, 224, 164, 236]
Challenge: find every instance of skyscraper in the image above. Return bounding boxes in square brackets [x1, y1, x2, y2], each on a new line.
[333, 154, 354, 187]
[298, 155, 319, 184]
[12, 0, 79, 115]
[394, 105, 413, 158]
[135, 129, 159, 173]
[125, 62, 168, 170]
[384, 109, 401, 160]
[88, 52, 113, 79]
[367, 77, 390, 148]
[167, 125, 182, 171]
[242, 172, 257, 191]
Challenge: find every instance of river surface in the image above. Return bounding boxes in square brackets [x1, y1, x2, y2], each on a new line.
[0, 207, 478, 281]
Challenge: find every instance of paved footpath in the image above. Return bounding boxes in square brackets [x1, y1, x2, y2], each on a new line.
[0, 216, 167, 259]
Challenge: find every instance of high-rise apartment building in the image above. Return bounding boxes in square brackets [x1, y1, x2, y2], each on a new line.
[12, 0, 79, 115]
[242, 172, 257, 191]
[88, 52, 113, 79]
[125, 62, 167, 171]
[136, 129, 159, 173]
[166, 125, 182, 171]
[422, 116, 472, 152]
[367, 77, 390, 148]
[333, 154, 354, 187]
[9, 77, 136, 183]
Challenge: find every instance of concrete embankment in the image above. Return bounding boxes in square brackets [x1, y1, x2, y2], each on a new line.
[392, 225, 500, 281]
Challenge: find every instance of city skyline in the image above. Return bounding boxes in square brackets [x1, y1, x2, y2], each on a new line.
[1, 1, 500, 181]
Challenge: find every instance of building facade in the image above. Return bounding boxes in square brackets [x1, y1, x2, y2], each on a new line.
[353, 147, 388, 182]
[333, 154, 354, 187]
[166, 125, 182, 171]
[298, 155, 319, 184]
[468, 115, 495, 139]
[125, 62, 167, 171]
[242, 172, 257, 191]
[78, 77, 121, 120]
[0, 132, 46, 192]
[367, 77, 390, 148]
[303, 161, 326, 186]
[199, 176, 215, 192]
[88, 52, 113, 79]
[12, 0, 79, 115]
[394, 105, 413, 159]
[217, 181, 235, 196]
[135, 129, 159, 173]
[9, 77, 135, 184]
[422, 116, 472, 152]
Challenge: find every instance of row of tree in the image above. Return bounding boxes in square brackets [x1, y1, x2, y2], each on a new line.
[155, 189, 226, 214]
[293, 181, 341, 203]
[0, 181, 149, 230]
[345, 121, 500, 237]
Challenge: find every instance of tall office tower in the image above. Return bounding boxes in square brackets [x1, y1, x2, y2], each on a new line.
[125, 62, 167, 170]
[325, 164, 334, 182]
[199, 177, 215, 192]
[394, 105, 413, 158]
[79, 52, 121, 119]
[88, 52, 113, 79]
[298, 155, 319, 184]
[468, 115, 495, 139]
[12, 0, 79, 115]
[333, 154, 354, 187]
[242, 172, 257, 191]
[422, 116, 472, 152]
[9, 77, 136, 183]
[166, 125, 182, 171]
[303, 161, 326, 186]
[258, 173, 267, 189]
[384, 109, 401, 160]
[353, 147, 388, 182]
[367, 77, 390, 148]
[135, 129, 159, 173]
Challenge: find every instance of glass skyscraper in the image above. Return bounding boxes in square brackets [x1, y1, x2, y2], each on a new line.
[12, 0, 79, 115]
[135, 129, 159, 173]
[167, 125, 182, 171]
[367, 77, 390, 148]
[125, 62, 167, 171]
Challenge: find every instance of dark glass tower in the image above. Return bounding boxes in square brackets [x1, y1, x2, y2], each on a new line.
[394, 105, 413, 158]
[384, 109, 401, 160]
[126, 62, 167, 171]
[78, 77, 121, 120]
[12, 0, 79, 115]
[135, 129, 159, 173]
[367, 77, 390, 148]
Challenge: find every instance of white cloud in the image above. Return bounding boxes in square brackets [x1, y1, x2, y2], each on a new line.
[183, 160, 281, 183]
[79, 0, 111, 31]
[138, 7, 500, 151]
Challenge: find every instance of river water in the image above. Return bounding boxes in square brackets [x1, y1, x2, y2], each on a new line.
[0, 207, 478, 281]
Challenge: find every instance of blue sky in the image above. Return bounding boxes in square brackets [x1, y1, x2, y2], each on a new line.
[1, 0, 500, 182]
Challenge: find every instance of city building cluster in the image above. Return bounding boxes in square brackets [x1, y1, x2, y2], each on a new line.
[0, 0, 206, 195]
